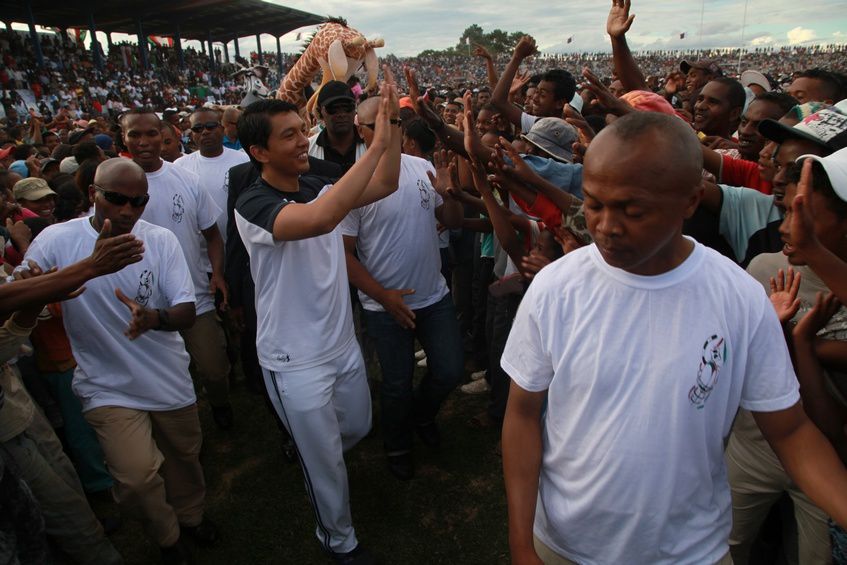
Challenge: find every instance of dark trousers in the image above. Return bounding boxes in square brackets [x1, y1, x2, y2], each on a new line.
[486, 292, 521, 423]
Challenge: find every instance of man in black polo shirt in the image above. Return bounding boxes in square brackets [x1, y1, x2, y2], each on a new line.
[308, 81, 367, 173]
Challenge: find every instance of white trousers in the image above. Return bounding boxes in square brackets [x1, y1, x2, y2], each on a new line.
[262, 339, 372, 554]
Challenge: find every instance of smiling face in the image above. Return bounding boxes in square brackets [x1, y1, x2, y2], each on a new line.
[20, 194, 56, 221]
[737, 100, 783, 162]
[249, 110, 311, 177]
[693, 81, 740, 137]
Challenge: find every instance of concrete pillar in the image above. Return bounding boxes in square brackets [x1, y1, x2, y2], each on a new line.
[276, 35, 282, 73]
[24, 1, 44, 68]
[256, 33, 263, 64]
[136, 19, 148, 69]
[87, 9, 102, 69]
[174, 25, 184, 69]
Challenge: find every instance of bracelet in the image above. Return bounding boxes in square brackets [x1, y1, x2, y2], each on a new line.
[157, 308, 175, 331]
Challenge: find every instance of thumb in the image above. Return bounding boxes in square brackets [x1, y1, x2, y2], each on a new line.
[114, 288, 135, 308]
[4, 218, 12, 230]
[426, 171, 437, 185]
[400, 289, 416, 296]
[98, 218, 112, 239]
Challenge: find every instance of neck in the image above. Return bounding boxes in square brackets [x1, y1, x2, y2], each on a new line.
[134, 157, 163, 173]
[200, 146, 224, 158]
[327, 129, 355, 152]
[261, 166, 300, 193]
[628, 235, 695, 276]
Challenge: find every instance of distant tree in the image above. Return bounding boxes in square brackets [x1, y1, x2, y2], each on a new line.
[416, 25, 528, 57]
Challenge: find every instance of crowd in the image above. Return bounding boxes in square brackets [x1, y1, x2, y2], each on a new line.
[3, 0, 847, 564]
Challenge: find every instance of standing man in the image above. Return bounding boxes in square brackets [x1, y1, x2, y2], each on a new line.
[308, 81, 367, 173]
[234, 81, 401, 564]
[501, 112, 847, 564]
[341, 98, 464, 480]
[120, 109, 234, 430]
[26, 158, 216, 565]
[222, 107, 243, 150]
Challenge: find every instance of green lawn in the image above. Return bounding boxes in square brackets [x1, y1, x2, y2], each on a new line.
[94, 368, 510, 565]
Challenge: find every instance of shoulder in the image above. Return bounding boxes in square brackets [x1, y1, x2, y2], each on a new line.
[235, 180, 289, 221]
[32, 217, 85, 246]
[223, 147, 250, 164]
[746, 252, 785, 285]
[161, 160, 200, 186]
[528, 246, 596, 297]
[173, 153, 194, 167]
[401, 153, 435, 174]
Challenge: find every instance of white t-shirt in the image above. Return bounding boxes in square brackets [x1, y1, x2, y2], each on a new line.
[234, 180, 355, 371]
[25, 218, 196, 412]
[340, 154, 448, 312]
[501, 240, 799, 565]
[174, 147, 249, 244]
[141, 159, 220, 316]
[520, 111, 539, 134]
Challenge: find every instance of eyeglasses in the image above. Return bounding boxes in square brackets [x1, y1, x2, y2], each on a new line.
[324, 103, 355, 116]
[190, 121, 222, 133]
[93, 184, 150, 207]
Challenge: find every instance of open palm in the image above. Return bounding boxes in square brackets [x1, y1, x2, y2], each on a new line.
[607, 0, 636, 38]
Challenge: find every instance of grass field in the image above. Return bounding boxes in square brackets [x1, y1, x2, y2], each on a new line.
[92, 364, 511, 565]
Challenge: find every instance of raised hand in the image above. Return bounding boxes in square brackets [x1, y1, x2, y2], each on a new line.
[564, 105, 596, 144]
[582, 67, 632, 116]
[769, 267, 802, 323]
[495, 137, 536, 185]
[789, 159, 822, 256]
[427, 150, 456, 200]
[473, 43, 493, 60]
[5, 217, 32, 251]
[404, 66, 443, 128]
[513, 36, 538, 61]
[510, 71, 532, 96]
[378, 288, 416, 329]
[371, 83, 393, 150]
[520, 249, 552, 280]
[607, 0, 636, 38]
[115, 287, 159, 340]
[88, 219, 145, 276]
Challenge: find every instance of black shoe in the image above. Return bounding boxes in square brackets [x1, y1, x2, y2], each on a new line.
[328, 544, 377, 565]
[387, 453, 414, 481]
[160, 539, 193, 565]
[211, 404, 234, 430]
[416, 422, 441, 448]
[181, 518, 220, 547]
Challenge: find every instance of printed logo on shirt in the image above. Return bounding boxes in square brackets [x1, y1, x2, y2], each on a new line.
[417, 179, 431, 210]
[134, 269, 154, 306]
[275, 353, 291, 363]
[688, 334, 726, 409]
[172, 194, 185, 223]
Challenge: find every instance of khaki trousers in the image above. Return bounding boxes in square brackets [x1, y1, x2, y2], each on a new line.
[180, 310, 231, 407]
[533, 536, 733, 565]
[84, 404, 205, 547]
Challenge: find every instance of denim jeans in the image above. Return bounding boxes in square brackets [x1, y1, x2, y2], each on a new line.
[363, 293, 464, 454]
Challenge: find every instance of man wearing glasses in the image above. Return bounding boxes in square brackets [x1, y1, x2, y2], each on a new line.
[120, 109, 235, 431]
[308, 81, 367, 173]
[26, 158, 216, 564]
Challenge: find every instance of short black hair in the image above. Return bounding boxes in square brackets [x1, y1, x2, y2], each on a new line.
[12, 144, 34, 161]
[238, 99, 300, 169]
[755, 92, 799, 116]
[403, 119, 436, 154]
[191, 108, 222, 121]
[72, 141, 100, 165]
[711, 77, 746, 110]
[797, 68, 845, 102]
[789, 159, 847, 219]
[53, 181, 84, 223]
[540, 69, 577, 103]
[119, 108, 161, 130]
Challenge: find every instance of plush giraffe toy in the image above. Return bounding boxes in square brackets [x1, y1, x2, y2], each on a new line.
[278, 19, 384, 118]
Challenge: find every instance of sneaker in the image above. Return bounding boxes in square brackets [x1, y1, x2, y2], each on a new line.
[387, 453, 414, 481]
[211, 404, 234, 430]
[180, 518, 220, 547]
[328, 544, 377, 565]
[416, 357, 427, 368]
[160, 539, 193, 565]
[461, 379, 490, 394]
[470, 369, 487, 381]
[414, 349, 426, 360]
[415, 422, 441, 448]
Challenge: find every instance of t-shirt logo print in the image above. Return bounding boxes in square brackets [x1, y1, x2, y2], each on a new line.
[171, 194, 185, 223]
[134, 269, 154, 306]
[688, 334, 726, 409]
[417, 179, 431, 210]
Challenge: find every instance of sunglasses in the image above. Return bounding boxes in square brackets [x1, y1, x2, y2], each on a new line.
[94, 184, 150, 207]
[190, 121, 221, 133]
[324, 103, 355, 115]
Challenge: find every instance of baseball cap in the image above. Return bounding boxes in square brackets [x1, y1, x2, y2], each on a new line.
[521, 118, 578, 163]
[798, 147, 847, 202]
[9, 160, 28, 178]
[94, 134, 114, 151]
[60, 156, 80, 174]
[759, 100, 847, 153]
[680, 59, 723, 77]
[69, 127, 94, 145]
[620, 90, 676, 116]
[740, 70, 772, 92]
[317, 81, 356, 109]
[14, 177, 56, 201]
[40, 157, 59, 171]
[0, 146, 13, 160]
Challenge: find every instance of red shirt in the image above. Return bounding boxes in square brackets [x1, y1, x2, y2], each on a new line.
[721, 154, 772, 195]
[510, 193, 563, 229]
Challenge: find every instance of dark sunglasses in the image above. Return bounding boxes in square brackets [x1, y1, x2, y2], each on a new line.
[190, 121, 221, 133]
[324, 103, 355, 115]
[94, 184, 150, 207]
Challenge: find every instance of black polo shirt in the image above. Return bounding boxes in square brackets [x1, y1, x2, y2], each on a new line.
[313, 129, 366, 173]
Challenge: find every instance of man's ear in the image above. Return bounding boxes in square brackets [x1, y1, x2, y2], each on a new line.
[249, 144, 270, 165]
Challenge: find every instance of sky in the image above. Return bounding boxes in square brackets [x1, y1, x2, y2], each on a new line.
[11, 0, 847, 59]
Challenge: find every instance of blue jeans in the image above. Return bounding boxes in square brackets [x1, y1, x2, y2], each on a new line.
[363, 293, 463, 454]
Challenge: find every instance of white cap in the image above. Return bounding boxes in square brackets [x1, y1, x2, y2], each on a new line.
[59, 156, 79, 174]
[740, 70, 771, 92]
[798, 147, 847, 202]
[568, 91, 584, 114]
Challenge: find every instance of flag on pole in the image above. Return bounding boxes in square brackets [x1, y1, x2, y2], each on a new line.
[680, 32, 686, 39]
[566, 36, 573, 44]
[147, 36, 174, 47]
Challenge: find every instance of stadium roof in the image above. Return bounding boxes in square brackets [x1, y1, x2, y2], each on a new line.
[0, 0, 326, 41]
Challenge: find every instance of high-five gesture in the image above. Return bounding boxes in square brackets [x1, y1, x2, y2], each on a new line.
[607, 0, 636, 38]
[88, 219, 145, 276]
[115, 288, 159, 340]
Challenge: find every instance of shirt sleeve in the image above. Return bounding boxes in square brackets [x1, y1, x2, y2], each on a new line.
[339, 208, 361, 237]
[500, 281, 555, 392]
[720, 155, 770, 194]
[718, 185, 782, 263]
[192, 177, 222, 232]
[159, 230, 196, 307]
[739, 290, 801, 412]
[234, 189, 290, 247]
[22, 233, 55, 271]
[520, 112, 538, 134]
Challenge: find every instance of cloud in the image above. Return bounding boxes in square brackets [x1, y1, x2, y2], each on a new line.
[787, 26, 817, 45]
[750, 34, 774, 46]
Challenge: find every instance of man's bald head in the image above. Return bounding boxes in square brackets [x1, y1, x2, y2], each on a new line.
[356, 97, 380, 124]
[94, 158, 147, 190]
[587, 112, 703, 195]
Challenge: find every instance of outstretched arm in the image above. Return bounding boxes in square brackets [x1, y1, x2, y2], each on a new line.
[491, 36, 538, 129]
[607, 0, 647, 91]
[473, 44, 500, 90]
[358, 67, 403, 206]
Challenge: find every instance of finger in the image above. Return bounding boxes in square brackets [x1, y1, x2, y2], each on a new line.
[798, 158, 813, 200]
[400, 289, 416, 296]
[382, 64, 396, 86]
[114, 288, 136, 309]
[4, 218, 11, 231]
[426, 170, 437, 187]
[65, 286, 86, 299]
[97, 218, 112, 239]
[769, 277, 777, 294]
